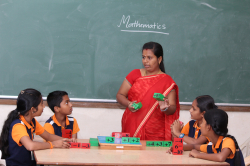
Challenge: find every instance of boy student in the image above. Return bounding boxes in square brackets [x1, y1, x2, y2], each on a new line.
[44, 91, 80, 139]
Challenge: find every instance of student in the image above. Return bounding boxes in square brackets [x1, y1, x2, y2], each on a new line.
[171, 95, 217, 144]
[0, 88, 71, 166]
[44, 91, 80, 139]
[169, 109, 245, 166]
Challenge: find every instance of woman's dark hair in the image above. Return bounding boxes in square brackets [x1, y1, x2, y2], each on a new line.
[0, 88, 42, 159]
[196, 95, 217, 113]
[142, 41, 165, 73]
[204, 109, 242, 165]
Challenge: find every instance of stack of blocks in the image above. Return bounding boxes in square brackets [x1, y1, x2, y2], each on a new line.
[104, 132, 140, 144]
[146, 141, 172, 147]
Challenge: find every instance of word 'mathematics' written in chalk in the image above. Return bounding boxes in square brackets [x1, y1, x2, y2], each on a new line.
[117, 15, 166, 29]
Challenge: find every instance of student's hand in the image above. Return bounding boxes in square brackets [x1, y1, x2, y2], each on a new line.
[158, 99, 170, 111]
[170, 120, 179, 138]
[128, 101, 138, 112]
[172, 120, 182, 136]
[68, 138, 77, 143]
[189, 149, 200, 158]
[52, 138, 71, 148]
[167, 146, 173, 154]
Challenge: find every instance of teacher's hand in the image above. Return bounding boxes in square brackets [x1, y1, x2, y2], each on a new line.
[158, 98, 170, 111]
[128, 101, 138, 112]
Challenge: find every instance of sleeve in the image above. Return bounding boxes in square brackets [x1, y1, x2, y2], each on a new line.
[43, 123, 55, 135]
[181, 122, 190, 136]
[34, 119, 45, 135]
[200, 144, 208, 153]
[125, 69, 141, 86]
[12, 123, 30, 146]
[72, 118, 80, 135]
[222, 137, 236, 159]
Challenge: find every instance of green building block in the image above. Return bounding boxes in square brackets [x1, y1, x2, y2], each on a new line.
[154, 141, 163, 147]
[121, 137, 129, 143]
[146, 141, 155, 146]
[129, 137, 140, 144]
[105, 137, 115, 143]
[89, 138, 99, 146]
[153, 93, 165, 101]
[163, 141, 172, 147]
[132, 102, 142, 110]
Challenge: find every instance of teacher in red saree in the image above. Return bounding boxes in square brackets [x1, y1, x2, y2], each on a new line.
[116, 42, 180, 140]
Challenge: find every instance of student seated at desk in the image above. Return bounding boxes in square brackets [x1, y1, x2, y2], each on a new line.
[0, 89, 72, 166]
[168, 109, 245, 166]
[171, 95, 217, 144]
[44, 91, 80, 139]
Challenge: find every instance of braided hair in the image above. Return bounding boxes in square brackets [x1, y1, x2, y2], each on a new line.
[204, 109, 241, 166]
[0, 88, 42, 159]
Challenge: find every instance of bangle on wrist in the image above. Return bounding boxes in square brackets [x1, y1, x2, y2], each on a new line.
[48, 141, 54, 149]
[179, 133, 185, 138]
[160, 107, 169, 112]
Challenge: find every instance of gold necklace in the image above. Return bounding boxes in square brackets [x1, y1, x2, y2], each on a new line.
[144, 69, 161, 76]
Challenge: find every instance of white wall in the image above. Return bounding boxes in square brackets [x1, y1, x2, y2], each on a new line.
[0, 104, 249, 146]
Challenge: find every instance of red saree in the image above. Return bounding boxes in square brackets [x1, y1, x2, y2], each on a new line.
[122, 69, 180, 140]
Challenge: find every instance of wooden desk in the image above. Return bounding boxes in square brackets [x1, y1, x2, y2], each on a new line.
[34, 139, 229, 166]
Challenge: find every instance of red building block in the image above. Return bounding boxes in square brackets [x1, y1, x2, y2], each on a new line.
[172, 138, 183, 155]
[69, 142, 81, 148]
[121, 133, 130, 137]
[81, 143, 90, 149]
[62, 129, 72, 139]
[112, 132, 122, 138]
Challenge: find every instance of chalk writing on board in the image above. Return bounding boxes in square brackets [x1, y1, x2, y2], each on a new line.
[117, 15, 169, 35]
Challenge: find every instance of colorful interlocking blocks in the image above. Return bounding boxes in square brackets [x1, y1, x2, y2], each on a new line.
[146, 141, 172, 147]
[153, 93, 165, 101]
[132, 102, 142, 110]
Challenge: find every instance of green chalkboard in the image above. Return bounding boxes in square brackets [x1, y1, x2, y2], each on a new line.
[0, 0, 249, 104]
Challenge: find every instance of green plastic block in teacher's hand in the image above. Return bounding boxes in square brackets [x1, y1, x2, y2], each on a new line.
[153, 93, 165, 101]
[132, 102, 142, 110]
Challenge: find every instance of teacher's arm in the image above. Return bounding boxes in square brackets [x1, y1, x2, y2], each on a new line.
[116, 79, 136, 112]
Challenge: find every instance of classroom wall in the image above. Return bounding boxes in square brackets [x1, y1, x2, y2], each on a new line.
[0, 104, 249, 147]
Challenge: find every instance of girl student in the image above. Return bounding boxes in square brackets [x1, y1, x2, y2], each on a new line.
[0, 88, 73, 166]
[171, 95, 217, 144]
[169, 109, 245, 166]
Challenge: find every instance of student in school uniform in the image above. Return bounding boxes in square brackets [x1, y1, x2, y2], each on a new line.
[44, 91, 80, 139]
[0, 88, 72, 166]
[169, 108, 245, 166]
[171, 95, 217, 144]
